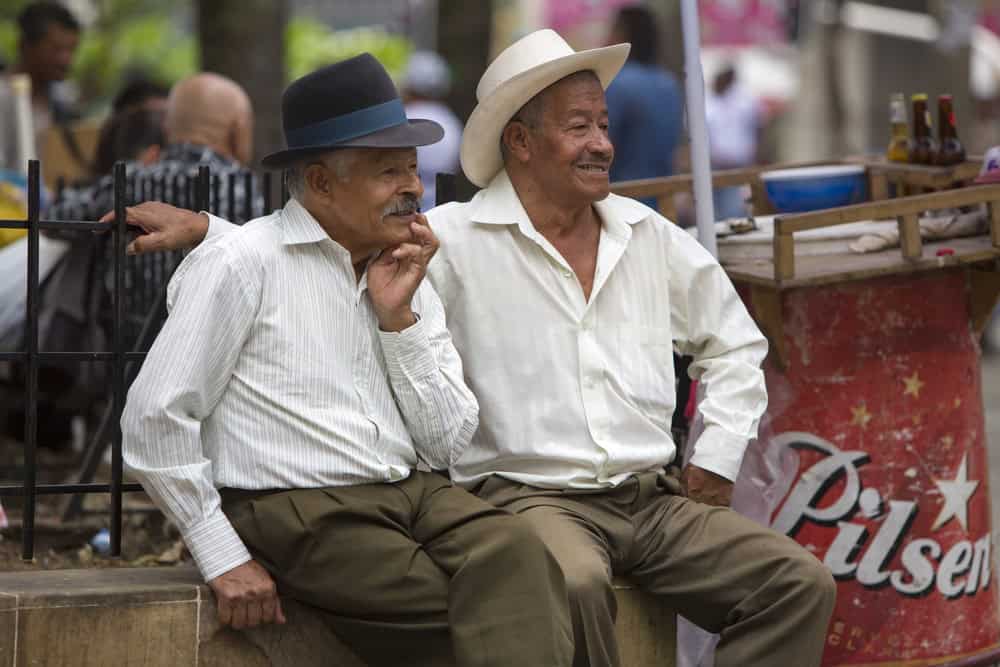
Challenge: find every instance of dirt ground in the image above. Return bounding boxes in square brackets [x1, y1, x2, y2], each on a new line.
[0, 436, 189, 572]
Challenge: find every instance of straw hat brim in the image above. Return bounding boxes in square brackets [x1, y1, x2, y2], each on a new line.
[460, 44, 630, 187]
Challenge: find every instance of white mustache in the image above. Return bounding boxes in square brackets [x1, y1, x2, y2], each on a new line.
[382, 199, 419, 217]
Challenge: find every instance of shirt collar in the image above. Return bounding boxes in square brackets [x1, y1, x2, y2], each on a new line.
[281, 198, 332, 246]
[469, 169, 652, 233]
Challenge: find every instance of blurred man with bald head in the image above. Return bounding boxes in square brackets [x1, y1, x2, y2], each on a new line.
[49, 71, 261, 223]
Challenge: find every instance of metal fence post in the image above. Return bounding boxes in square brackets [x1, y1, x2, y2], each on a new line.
[21, 159, 41, 562]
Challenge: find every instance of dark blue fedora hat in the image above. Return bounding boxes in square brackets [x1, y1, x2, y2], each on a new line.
[261, 53, 444, 168]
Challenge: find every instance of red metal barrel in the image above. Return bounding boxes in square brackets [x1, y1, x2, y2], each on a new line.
[745, 269, 1000, 665]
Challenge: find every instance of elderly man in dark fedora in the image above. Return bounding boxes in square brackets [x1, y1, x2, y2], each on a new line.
[120, 54, 573, 667]
[113, 31, 836, 667]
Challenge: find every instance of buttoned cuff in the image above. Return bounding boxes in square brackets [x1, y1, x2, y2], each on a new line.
[182, 509, 252, 582]
[688, 425, 751, 482]
[378, 315, 437, 384]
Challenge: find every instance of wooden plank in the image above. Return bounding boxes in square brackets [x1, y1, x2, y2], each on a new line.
[899, 212, 923, 261]
[656, 195, 676, 223]
[610, 159, 851, 201]
[723, 235, 1000, 289]
[969, 267, 1000, 337]
[778, 185, 1000, 234]
[748, 286, 788, 370]
[774, 230, 795, 282]
[869, 171, 889, 201]
[990, 200, 1000, 249]
[750, 181, 773, 215]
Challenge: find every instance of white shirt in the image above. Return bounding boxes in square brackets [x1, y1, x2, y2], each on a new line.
[705, 83, 760, 168]
[203, 173, 768, 490]
[427, 171, 768, 489]
[122, 198, 478, 581]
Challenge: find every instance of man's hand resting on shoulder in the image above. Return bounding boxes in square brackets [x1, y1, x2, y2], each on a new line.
[208, 560, 286, 629]
[99, 202, 209, 255]
[682, 465, 733, 507]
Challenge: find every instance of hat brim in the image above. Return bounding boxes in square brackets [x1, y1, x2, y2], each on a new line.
[260, 118, 444, 169]
[460, 43, 630, 187]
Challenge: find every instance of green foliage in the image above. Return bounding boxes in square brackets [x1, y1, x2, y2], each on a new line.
[0, 6, 414, 110]
[286, 18, 413, 83]
[71, 14, 195, 109]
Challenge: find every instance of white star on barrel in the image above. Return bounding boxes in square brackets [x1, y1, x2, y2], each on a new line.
[931, 454, 979, 532]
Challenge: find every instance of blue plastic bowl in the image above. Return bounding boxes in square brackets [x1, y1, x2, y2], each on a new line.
[761, 165, 868, 214]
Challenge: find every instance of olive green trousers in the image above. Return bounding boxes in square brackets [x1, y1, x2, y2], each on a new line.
[221, 470, 573, 667]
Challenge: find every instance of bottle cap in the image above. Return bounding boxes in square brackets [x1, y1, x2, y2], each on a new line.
[912, 93, 928, 101]
[938, 94, 953, 101]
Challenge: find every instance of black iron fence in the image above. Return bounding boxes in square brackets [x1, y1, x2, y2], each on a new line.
[0, 159, 274, 561]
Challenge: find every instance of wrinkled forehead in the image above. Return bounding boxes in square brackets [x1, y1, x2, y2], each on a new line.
[531, 70, 606, 116]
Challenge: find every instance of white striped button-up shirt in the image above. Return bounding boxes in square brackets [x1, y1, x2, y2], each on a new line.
[122, 198, 478, 581]
[203, 171, 768, 492]
[426, 170, 768, 489]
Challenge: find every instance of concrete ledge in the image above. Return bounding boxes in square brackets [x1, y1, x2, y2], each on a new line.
[0, 567, 675, 666]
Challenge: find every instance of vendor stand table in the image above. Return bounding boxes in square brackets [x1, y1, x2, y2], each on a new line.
[612, 174, 1000, 666]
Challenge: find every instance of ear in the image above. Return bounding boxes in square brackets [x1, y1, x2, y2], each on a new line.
[304, 162, 332, 199]
[501, 121, 534, 164]
[137, 144, 160, 166]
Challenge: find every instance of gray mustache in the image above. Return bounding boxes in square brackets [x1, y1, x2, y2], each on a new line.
[382, 197, 420, 217]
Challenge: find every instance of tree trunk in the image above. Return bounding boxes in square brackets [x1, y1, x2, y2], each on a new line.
[436, 0, 492, 124]
[197, 0, 288, 166]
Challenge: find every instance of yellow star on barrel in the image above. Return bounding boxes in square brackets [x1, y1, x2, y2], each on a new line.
[851, 404, 873, 428]
[903, 372, 924, 398]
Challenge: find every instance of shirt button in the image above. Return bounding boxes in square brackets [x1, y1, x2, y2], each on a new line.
[563, 270, 573, 278]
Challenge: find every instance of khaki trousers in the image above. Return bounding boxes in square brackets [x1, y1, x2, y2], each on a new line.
[476, 471, 837, 667]
[221, 471, 573, 667]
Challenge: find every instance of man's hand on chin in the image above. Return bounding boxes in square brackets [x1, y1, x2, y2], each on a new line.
[208, 560, 286, 629]
[681, 465, 734, 507]
[368, 213, 439, 332]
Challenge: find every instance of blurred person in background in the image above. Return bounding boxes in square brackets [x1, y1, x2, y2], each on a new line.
[49, 72, 259, 222]
[92, 76, 170, 178]
[8, 2, 82, 143]
[604, 5, 683, 208]
[403, 51, 462, 211]
[705, 62, 763, 220]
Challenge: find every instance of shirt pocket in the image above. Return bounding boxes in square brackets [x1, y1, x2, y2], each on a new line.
[617, 325, 676, 422]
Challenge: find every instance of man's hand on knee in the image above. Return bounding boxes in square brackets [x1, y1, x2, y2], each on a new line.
[208, 560, 287, 629]
[681, 465, 733, 507]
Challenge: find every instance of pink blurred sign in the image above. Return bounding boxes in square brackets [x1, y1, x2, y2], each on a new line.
[544, 0, 636, 34]
[700, 0, 788, 47]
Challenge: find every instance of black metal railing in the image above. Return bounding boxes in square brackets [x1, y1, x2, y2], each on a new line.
[0, 159, 273, 561]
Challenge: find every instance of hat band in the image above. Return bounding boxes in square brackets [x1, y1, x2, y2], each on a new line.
[285, 98, 407, 149]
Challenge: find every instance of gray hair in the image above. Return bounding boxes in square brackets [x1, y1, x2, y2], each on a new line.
[285, 149, 357, 198]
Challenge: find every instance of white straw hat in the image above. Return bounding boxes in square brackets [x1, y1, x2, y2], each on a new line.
[460, 29, 630, 187]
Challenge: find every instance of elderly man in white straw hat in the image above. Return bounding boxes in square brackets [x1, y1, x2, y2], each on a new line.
[108, 29, 836, 667]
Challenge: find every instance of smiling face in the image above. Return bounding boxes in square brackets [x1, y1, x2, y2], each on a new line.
[302, 147, 423, 262]
[512, 71, 614, 206]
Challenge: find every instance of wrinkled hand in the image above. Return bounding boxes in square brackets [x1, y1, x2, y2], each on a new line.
[99, 202, 209, 255]
[682, 465, 733, 507]
[367, 214, 439, 332]
[207, 560, 286, 629]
